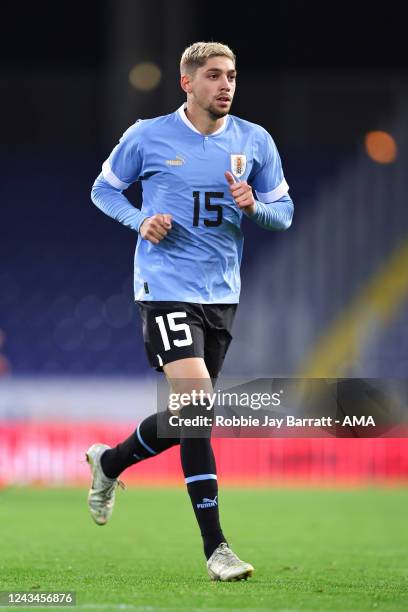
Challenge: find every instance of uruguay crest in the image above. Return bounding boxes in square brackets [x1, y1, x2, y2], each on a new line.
[230, 154, 247, 179]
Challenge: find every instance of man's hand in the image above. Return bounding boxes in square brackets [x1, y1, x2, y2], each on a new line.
[140, 214, 172, 244]
[225, 171, 256, 215]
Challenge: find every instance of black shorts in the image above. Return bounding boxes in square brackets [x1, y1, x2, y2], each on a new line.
[136, 301, 237, 379]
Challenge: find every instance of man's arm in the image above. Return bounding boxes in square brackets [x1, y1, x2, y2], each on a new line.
[91, 173, 149, 232]
[224, 171, 293, 231]
[91, 120, 173, 243]
[91, 173, 172, 244]
[245, 193, 293, 231]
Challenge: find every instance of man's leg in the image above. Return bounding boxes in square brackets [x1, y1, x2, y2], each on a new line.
[164, 356, 253, 580]
[100, 409, 180, 478]
[86, 410, 180, 525]
[164, 357, 226, 559]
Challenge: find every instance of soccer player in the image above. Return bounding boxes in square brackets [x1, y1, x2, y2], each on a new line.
[88, 41, 293, 581]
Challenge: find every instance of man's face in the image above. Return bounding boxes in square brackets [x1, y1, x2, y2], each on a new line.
[185, 56, 236, 119]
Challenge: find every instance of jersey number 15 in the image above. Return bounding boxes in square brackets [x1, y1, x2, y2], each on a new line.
[193, 191, 224, 227]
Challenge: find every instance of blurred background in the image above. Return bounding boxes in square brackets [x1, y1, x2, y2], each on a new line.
[0, 0, 407, 485]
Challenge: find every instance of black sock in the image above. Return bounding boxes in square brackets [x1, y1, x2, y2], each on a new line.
[101, 410, 180, 478]
[180, 435, 227, 560]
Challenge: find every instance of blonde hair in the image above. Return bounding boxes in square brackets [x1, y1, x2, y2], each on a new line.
[180, 41, 236, 75]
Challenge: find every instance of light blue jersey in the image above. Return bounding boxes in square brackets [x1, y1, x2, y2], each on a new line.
[91, 104, 293, 303]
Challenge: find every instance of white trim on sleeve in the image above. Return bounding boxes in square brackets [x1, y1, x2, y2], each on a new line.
[256, 178, 289, 203]
[102, 160, 130, 190]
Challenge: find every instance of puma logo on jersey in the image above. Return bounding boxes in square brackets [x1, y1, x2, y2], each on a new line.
[166, 155, 185, 166]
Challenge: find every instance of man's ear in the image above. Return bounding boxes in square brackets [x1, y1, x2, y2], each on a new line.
[180, 74, 192, 94]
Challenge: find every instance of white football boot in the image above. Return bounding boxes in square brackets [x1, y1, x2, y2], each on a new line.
[207, 543, 254, 581]
[85, 443, 124, 526]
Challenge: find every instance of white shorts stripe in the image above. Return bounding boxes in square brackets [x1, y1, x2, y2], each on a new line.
[256, 178, 289, 203]
[102, 160, 130, 190]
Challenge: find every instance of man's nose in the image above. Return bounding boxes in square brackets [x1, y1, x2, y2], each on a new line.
[220, 75, 231, 90]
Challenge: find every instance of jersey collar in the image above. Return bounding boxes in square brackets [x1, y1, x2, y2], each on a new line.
[177, 103, 229, 136]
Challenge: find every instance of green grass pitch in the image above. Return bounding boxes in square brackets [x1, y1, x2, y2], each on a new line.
[0, 487, 407, 611]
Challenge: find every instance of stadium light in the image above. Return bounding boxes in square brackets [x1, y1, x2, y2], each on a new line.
[129, 62, 162, 91]
[365, 130, 397, 164]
